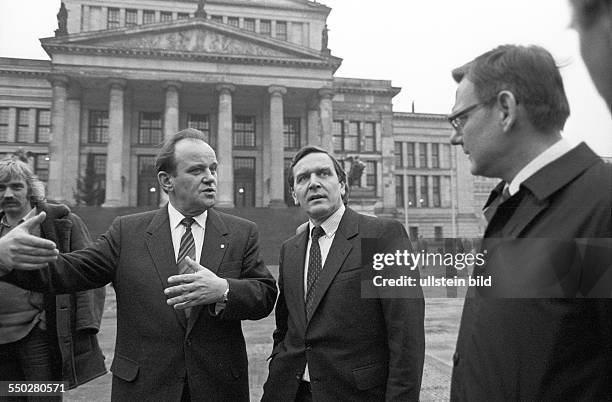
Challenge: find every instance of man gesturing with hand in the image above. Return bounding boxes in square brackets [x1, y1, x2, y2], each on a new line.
[2, 128, 277, 402]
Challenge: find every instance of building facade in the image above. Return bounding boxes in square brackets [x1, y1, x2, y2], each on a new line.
[0, 0, 484, 239]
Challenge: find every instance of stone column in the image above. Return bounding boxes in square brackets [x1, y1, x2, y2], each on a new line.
[102, 78, 127, 207]
[163, 81, 181, 140]
[318, 88, 334, 154]
[47, 75, 69, 202]
[216, 84, 235, 208]
[63, 89, 81, 205]
[268, 85, 287, 208]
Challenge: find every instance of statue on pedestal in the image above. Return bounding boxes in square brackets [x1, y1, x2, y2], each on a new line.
[55, 2, 68, 37]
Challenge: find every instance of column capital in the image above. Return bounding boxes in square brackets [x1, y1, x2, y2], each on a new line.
[163, 80, 182, 91]
[318, 88, 334, 100]
[268, 85, 287, 96]
[216, 83, 236, 94]
[108, 78, 127, 90]
[49, 74, 69, 88]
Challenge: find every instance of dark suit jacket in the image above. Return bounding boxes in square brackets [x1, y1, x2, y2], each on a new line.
[5, 207, 277, 402]
[262, 208, 425, 402]
[451, 143, 612, 401]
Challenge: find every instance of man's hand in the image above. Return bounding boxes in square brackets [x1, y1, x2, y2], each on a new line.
[0, 212, 58, 272]
[164, 257, 229, 309]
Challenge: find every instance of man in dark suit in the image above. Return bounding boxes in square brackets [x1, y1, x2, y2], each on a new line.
[262, 146, 425, 402]
[448, 45, 612, 401]
[2, 128, 277, 401]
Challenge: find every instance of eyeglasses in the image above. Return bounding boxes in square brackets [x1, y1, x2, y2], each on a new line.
[447, 97, 496, 131]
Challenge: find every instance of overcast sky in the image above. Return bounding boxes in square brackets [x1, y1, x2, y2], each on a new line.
[1, 0, 611, 156]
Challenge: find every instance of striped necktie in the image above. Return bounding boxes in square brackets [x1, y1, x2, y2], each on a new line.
[178, 217, 197, 274]
[483, 186, 511, 223]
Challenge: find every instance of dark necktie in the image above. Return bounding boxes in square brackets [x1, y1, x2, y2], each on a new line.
[178, 217, 197, 317]
[178, 217, 197, 273]
[483, 186, 511, 223]
[305, 226, 326, 318]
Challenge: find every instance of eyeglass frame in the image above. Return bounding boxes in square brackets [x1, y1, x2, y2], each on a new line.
[447, 95, 498, 131]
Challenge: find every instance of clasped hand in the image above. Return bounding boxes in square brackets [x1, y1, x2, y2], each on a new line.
[164, 256, 228, 309]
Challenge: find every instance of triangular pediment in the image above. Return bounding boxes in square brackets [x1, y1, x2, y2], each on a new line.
[42, 19, 333, 63]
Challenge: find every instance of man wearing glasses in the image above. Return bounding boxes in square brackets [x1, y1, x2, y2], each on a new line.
[448, 45, 612, 401]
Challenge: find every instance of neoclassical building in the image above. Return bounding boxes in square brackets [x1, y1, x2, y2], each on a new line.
[0, 0, 486, 239]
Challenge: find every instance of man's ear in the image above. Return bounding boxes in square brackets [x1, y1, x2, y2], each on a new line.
[497, 90, 518, 133]
[291, 189, 299, 206]
[340, 180, 347, 197]
[158, 171, 174, 193]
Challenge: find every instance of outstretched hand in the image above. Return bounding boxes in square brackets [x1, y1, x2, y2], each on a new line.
[0, 212, 58, 272]
[165, 257, 229, 309]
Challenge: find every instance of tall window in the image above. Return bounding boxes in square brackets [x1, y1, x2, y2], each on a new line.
[138, 112, 163, 145]
[409, 227, 419, 241]
[362, 122, 376, 152]
[143, 10, 155, 24]
[125, 9, 138, 27]
[244, 18, 255, 31]
[233, 116, 256, 148]
[434, 226, 443, 241]
[407, 175, 416, 207]
[284, 118, 300, 150]
[394, 142, 403, 168]
[276, 21, 287, 40]
[107, 8, 120, 29]
[406, 142, 415, 167]
[260, 20, 271, 36]
[442, 144, 451, 168]
[160, 11, 172, 22]
[227, 17, 239, 27]
[88, 110, 108, 143]
[211, 15, 223, 23]
[432, 176, 441, 207]
[332, 121, 344, 152]
[177, 12, 190, 20]
[187, 114, 212, 147]
[395, 175, 404, 207]
[419, 143, 428, 168]
[0, 108, 9, 142]
[34, 154, 49, 182]
[365, 161, 377, 190]
[420, 175, 429, 207]
[35, 109, 50, 143]
[345, 121, 359, 152]
[431, 143, 440, 168]
[92, 154, 107, 188]
[16, 109, 31, 142]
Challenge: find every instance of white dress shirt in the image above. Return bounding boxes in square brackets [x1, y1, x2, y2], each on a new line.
[168, 202, 207, 264]
[302, 203, 346, 381]
[506, 138, 577, 196]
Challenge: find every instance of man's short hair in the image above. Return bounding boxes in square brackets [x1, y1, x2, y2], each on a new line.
[0, 157, 45, 206]
[452, 44, 570, 133]
[287, 145, 349, 204]
[155, 128, 209, 175]
[570, 0, 611, 27]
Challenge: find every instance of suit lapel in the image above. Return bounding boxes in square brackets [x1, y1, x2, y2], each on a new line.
[187, 209, 229, 335]
[306, 208, 358, 323]
[285, 231, 309, 332]
[145, 208, 187, 328]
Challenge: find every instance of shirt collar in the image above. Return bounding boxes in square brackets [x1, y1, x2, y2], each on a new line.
[167, 202, 208, 230]
[507, 138, 576, 196]
[308, 203, 345, 238]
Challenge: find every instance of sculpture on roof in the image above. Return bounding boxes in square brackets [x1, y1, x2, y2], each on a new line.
[322, 24, 329, 51]
[55, 2, 68, 37]
[195, 0, 207, 18]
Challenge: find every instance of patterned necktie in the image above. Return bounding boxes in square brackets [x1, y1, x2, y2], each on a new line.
[483, 186, 511, 223]
[305, 226, 326, 318]
[177, 217, 197, 274]
[177, 217, 197, 317]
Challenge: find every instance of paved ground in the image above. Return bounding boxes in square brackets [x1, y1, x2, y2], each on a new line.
[65, 267, 464, 402]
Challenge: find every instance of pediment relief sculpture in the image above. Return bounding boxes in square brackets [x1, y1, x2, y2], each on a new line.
[96, 29, 289, 57]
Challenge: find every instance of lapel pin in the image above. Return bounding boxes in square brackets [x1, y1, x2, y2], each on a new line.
[220, 244, 225, 249]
